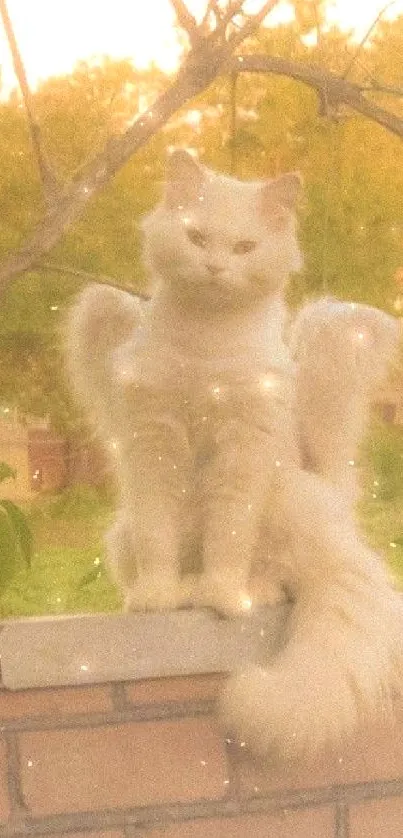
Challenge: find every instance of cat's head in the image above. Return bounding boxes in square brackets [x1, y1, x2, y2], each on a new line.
[142, 149, 303, 309]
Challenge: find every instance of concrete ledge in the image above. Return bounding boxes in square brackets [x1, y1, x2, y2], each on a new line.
[0, 606, 289, 690]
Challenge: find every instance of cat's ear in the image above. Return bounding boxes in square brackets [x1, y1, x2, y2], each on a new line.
[165, 148, 206, 210]
[260, 172, 302, 228]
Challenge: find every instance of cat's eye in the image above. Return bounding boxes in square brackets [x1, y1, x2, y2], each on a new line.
[233, 240, 257, 255]
[186, 227, 207, 248]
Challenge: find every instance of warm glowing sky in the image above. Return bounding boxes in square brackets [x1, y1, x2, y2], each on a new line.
[1, 0, 402, 93]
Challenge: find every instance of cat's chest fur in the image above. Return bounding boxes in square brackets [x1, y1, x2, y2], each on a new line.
[114, 293, 294, 396]
[112, 292, 297, 455]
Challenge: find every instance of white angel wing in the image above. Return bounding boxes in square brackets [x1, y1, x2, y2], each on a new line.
[65, 284, 145, 440]
[290, 297, 401, 501]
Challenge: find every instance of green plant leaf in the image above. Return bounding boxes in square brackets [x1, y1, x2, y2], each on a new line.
[77, 565, 104, 589]
[0, 507, 20, 589]
[0, 462, 16, 485]
[0, 500, 33, 566]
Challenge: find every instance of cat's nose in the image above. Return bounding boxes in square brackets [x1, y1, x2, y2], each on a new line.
[206, 262, 224, 276]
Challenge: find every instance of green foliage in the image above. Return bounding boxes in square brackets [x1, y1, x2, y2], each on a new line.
[0, 4, 402, 614]
[0, 59, 166, 430]
[0, 463, 33, 591]
[0, 462, 16, 483]
[0, 484, 118, 617]
[0, 545, 121, 618]
[0, 500, 33, 567]
[0, 417, 403, 615]
[362, 421, 403, 502]
[30, 484, 112, 522]
[292, 0, 327, 35]
[358, 422, 403, 588]
[77, 561, 108, 589]
[1, 12, 403, 429]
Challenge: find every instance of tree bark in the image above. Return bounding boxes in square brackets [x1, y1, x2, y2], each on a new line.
[230, 55, 403, 138]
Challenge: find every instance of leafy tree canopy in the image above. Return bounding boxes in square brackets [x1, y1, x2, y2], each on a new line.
[0, 2, 402, 428]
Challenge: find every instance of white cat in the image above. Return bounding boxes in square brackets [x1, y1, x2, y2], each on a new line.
[66, 149, 403, 760]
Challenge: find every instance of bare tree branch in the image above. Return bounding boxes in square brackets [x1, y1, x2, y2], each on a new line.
[1, 3, 403, 295]
[169, 0, 200, 45]
[217, 1, 246, 31]
[313, 0, 323, 49]
[364, 81, 403, 97]
[352, 56, 403, 97]
[230, 54, 403, 137]
[0, 0, 283, 295]
[3, 52, 403, 292]
[342, 1, 397, 80]
[224, 0, 247, 21]
[201, 0, 220, 28]
[213, 1, 248, 41]
[39, 263, 150, 299]
[179, 0, 281, 88]
[0, 0, 61, 210]
[0, 61, 224, 289]
[228, 0, 280, 47]
[201, 0, 245, 36]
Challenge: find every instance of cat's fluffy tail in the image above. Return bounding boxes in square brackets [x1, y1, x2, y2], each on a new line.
[65, 284, 143, 438]
[220, 469, 403, 760]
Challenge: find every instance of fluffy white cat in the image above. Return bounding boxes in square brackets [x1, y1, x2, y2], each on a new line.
[66, 149, 403, 760]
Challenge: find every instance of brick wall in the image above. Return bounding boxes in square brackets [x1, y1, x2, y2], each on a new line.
[0, 676, 402, 837]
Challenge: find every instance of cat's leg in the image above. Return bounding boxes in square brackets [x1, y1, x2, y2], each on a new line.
[105, 509, 137, 598]
[107, 394, 192, 611]
[199, 421, 281, 616]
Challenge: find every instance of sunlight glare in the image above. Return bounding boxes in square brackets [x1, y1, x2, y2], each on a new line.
[1, 0, 403, 95]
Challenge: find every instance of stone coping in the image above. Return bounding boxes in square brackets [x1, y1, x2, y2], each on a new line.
[0, 606, 289, 690]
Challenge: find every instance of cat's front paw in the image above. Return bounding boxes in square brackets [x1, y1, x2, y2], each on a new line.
[197, 573, 254, 618]
[124, 576, 182, 612]
[196, 572, 287, 617]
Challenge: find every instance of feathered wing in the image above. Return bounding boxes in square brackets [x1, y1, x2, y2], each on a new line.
[289, 297, 401, 501]
[65, 284, 144, 441]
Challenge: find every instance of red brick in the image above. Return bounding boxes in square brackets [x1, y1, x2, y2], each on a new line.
[125, 675, 226, 706]
[236, 700, 403, 796]
[0, 686, 110, 720]
[19, 717, 229, 815]
[350, 798, 403, 838]
[142, 808, 334, 837]
[0, 739, 10, 821]
[45, 833, 123, 838]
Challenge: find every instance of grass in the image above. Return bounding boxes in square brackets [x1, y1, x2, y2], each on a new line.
[0, 420, 402, 617]
[0, 546, 122, 618]
[0, 486, 122, 618]
[358, 420, 403, 588]
[359, 496, 403, 587]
